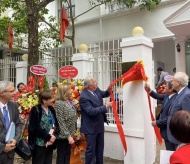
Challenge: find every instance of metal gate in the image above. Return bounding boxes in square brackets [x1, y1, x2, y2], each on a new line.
[0, 39, 123, 124]
[42, 39, 123, 124]
[0, 55, 22, 84]
[89, 39, 123, 124]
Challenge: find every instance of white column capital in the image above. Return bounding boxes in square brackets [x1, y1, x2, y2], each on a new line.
[174, 36, 187, 44]
[121, 35, 153, 48]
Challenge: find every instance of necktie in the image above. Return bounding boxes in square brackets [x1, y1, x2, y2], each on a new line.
[163, 97, 169, 108]
[3, 106, 10, 131]
[93, 92, 99, 100]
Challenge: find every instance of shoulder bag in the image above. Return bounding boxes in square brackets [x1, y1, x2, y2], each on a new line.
[15, 118, 32, 161]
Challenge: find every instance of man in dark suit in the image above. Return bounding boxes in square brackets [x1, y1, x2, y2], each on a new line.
[167, 72, 190, 148]
[145, 80, 176, 151]
[79, 76, 112, 164]
[0, 81, 22, 164]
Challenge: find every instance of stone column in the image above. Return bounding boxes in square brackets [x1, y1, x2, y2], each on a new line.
[120, 35, 155, 164]
[15, 61, 27, 86]
[71, 53, 93, 79]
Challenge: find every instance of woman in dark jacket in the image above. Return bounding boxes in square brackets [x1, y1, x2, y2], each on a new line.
[28, 90, 59, 164]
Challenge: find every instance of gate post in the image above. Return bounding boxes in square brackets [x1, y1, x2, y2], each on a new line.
[120, 31, 155, 164]
[72, 53, 93, 79]
[15, 61, 27, 86]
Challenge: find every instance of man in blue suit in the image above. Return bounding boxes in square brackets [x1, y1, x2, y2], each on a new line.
[145, 79, 177, 151]
[79, 76, 112, 164]
[167, 72, 190, 148]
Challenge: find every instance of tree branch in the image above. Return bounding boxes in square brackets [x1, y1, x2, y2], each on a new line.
[39, 16, 72, 40]
[38, 0, 54, 10]
[40, 16, 59, 33]
[74, 3, 102, 20]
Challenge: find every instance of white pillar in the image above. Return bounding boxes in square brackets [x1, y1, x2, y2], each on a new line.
[120, 35, 155, 164]
[15, 61, 27, 86]
[174, 36, 187, 72]
[71, 53, 93, 79]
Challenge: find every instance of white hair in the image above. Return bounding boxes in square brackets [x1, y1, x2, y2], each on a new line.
[173, 72, 189, 87]
[84, 76, 95, 88]
[0, 81, 14, 92]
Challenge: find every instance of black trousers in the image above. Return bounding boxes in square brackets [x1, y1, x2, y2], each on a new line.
[56, 139, 71, 164]
[32, 144, 53, 164]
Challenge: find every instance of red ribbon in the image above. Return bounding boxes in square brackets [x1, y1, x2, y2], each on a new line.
[146, 91, 162, 145]
[109, 89, 127, 155]
[109, 78, 162, 154]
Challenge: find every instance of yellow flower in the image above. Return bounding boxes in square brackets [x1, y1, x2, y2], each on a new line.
[17, 91, 39, 119]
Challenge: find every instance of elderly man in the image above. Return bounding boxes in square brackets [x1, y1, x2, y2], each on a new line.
[0, 81, 22, 164]
[79, 76, 112, 164]
[145, 78, 177, 151]
[167, 72, 190, 148]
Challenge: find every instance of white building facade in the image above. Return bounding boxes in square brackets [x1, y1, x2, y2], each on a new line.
[46, 0, 190, 83]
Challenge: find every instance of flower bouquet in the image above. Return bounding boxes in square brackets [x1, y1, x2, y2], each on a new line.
[156, 84, 166, 94]
[17, 91, 39, 120]
[70, 130, 87, 164]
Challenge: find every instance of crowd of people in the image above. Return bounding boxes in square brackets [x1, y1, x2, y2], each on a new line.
[0, 70, 190, 164]
[145, 71, 190, 163]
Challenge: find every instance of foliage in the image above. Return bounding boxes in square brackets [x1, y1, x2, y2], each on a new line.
[43, 76, 50, 90]
[88, 0, 160, 11]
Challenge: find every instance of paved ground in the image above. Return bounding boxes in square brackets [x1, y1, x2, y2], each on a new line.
[14, 140, 165, 164]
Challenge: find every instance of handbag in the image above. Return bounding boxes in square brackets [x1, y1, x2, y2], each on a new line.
[15, 118, 32, 161]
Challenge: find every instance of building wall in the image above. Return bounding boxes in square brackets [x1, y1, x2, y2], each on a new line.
[153, 39, 176, 83]
[44, 0, 185, 84]
[75, 0, 101, 21]
[71, 1, 186, 46]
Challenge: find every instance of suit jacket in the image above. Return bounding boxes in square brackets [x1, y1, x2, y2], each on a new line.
[170, 144, 190, 164]
[79, 87, 110, 135]
[150, 91, 176, 140]
[167, 87, 190, 144]
[28, 104, 59, 147]
[0, 101, 22, 157]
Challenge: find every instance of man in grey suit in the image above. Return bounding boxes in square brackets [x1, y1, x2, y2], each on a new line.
[167, 72, 190, 148]
[145, 80, 176, 151]
[0, 81, 22, 164]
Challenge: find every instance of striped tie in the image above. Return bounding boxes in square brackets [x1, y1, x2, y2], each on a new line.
[3, 106, 10, 131]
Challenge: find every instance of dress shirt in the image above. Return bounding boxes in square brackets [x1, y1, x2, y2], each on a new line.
[0, 102, 10, 120]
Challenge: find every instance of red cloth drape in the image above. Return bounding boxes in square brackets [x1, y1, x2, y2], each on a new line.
[109, 60, 162, 155]
[60, 6, 69, 41]
[8, 23, 13, 50]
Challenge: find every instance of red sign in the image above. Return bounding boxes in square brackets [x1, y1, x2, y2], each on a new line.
[30, 65, 47, 75]
[58, 65, 78, 79]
